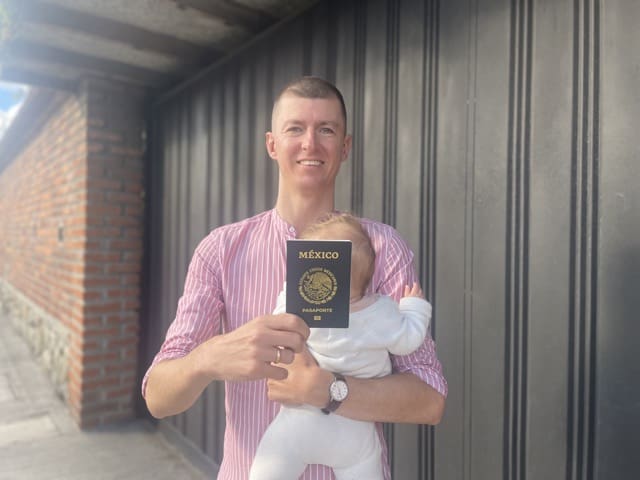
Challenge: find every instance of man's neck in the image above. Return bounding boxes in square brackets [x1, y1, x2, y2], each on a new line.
[275, 191, 336, 234]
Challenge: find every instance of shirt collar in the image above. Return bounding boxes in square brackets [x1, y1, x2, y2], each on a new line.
[270, 208, 297, 238]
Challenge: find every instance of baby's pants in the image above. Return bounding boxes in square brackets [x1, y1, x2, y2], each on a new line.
[249, 405, 383, 480]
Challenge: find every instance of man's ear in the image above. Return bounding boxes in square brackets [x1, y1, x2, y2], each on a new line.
[265, 132, 277, 160]
[341, 134, 353, 162]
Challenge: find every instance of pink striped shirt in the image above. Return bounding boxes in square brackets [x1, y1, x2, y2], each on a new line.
[143, 209, 447, 479]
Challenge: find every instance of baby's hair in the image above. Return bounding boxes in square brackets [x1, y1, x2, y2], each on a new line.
[300, 213, 376, 296]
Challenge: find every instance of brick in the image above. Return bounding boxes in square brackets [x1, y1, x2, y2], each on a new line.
[0, 78, 145, 428]
[105, 263, 140, 274]
[105, 386, 134, 400]
[86, 203, 123, 217]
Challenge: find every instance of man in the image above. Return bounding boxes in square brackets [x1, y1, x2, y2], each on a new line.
[143, 77, 447, 480]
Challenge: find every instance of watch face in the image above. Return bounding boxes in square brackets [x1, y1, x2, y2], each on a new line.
[330, 380, 348, 401]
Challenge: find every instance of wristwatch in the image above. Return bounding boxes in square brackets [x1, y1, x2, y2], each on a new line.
[321, 372, 348, 414]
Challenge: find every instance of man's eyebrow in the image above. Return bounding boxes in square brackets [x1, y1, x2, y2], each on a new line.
[281, 119, 341, 127]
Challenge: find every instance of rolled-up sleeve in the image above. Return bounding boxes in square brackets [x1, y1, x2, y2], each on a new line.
[142, 233, 224, 397]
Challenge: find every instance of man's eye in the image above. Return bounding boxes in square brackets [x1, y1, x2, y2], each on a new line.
[319, 127, 335, 135]
[286, 126, 302, 133]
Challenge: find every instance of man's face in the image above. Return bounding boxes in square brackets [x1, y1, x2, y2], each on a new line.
[266, 94, 352, 195]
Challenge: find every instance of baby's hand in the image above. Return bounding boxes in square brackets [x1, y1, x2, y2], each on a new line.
[403, 282, 424, 299]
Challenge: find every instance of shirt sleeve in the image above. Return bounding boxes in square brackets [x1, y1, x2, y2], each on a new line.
[368, 223, 448, 397]
[383, 296, 431, 356]
[141, 233, 224, 398]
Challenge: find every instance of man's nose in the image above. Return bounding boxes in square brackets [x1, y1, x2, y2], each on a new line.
[301, 129, 316, 151]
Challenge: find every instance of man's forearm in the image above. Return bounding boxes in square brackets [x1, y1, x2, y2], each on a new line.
[307, 369, 445, 425]
[144, 353, 210, 419]
[340, 372, 445, 424]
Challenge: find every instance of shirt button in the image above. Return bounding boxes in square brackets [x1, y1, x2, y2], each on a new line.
[289, 227, 295, 233]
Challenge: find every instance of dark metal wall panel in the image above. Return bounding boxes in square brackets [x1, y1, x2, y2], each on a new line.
[598, 1, 640, 479]
[142, 0, 640, 478]
[207, 83, 225, 231]
[470, 0, 512, 477]
[527, 0, 575, 477]
[435, 0, 477, 478]
[334, 0, 360, 212]
[184, 85, 211, 446]
[362, 0, 391, 223]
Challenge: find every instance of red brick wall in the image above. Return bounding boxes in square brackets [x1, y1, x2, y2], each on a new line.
[0, 77, 146, 427]
[0, 93, 86, 329]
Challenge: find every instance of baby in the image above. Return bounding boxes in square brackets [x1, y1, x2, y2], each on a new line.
[249, 213, 432, 480]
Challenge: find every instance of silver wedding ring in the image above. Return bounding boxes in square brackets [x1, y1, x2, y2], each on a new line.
[274, 347, 281, 364]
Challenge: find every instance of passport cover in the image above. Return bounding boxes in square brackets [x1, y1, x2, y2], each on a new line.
[286, 239, 351, 328]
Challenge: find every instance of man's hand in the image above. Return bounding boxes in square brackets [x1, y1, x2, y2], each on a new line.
[266, 347, 333, 407]
[193, 313, 310, 382]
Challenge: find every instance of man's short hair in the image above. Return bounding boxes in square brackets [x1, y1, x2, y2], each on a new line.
[272, 76, 347, 130]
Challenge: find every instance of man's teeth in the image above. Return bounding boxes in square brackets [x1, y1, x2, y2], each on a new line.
[299, 160, 322, 166]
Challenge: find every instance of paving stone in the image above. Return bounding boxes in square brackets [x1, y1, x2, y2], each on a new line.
[0, 317, 210, 480]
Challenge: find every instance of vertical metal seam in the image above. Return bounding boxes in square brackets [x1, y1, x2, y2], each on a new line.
[383, 0, 399, 226]
[185, 91, 193, 282]
[566, 1, 580, 476]
[428, 0, 439, 478]
[351, 1, 366, 215]
[578, 2, 589, 477]
[384, 0, 400, 467]
[231, 73, 240, 221]
[465, 0, 479, 479]
[158, 109, 171, 430]
[519, 0, 533, 478]
[419, 2, 440, 477]
[202, 85, 213, 454]
[205, 87, 212, 233]
[463, 0, 480, 479]
[185, 90, 195, 439]
[264, 50, 275, 208]
[218, 84, 226, 224]
[303, 13, 313, 74]
[325, 0, 337, 84]
[424, 0, 440, 336]
[513, 0, 524, 475]
[587, 2, 600, 478]
[247, 64, 256, 215]
[580, 0, 599, 480]
[504, 0, 518, 477]
[567, 0, 600, 478]
[175, 98, 186, 434]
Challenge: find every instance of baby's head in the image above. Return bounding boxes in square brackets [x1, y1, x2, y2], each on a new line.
[300, 214, 375, 300]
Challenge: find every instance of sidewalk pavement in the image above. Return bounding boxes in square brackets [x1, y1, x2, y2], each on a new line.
[0, 316, 210, 480]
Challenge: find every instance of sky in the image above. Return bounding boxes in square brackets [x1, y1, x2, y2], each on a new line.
[0, 81, 30, 141]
